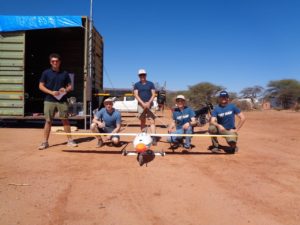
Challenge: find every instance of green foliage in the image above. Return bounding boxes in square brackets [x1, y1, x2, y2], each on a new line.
[166, 82, 223, 109]
[265, 79, 300, 109]
[186, 82, 223, 108]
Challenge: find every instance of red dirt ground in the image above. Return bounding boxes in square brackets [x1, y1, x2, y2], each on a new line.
[0, 110, 300, 225]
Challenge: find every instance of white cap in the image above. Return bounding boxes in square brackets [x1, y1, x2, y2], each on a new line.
[138, 69, 147, 75]
[104, 98, 114, 103]
[175, 95, 185, 101]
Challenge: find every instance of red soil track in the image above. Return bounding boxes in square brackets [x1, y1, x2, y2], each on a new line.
[0, 110, 299, 225]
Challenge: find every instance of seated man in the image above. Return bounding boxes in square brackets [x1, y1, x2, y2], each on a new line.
[208, 91, 246, 153]
[167, 95, 197, 151]
[90, 98, 121, 147]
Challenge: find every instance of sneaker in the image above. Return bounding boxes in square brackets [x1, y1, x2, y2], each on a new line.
[67, 140, 78, 147]
[96, 139, 104, 148]
[171, 142, 180, 149]
[210, 147, 221, 153]
[38, 142, 49, 150]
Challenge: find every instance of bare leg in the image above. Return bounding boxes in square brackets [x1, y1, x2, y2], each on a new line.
[111, 137, 120, 145]
[208, 124, 219, 147]
[62, 119, 72, 141]
[90, 123, 102, 141]
[149, 118, 156, 134]
[43, 120, 52, 142]
[140, 118, 146, 131]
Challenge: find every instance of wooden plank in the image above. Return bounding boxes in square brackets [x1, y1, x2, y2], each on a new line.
[0, 70, 24, 76]
[0, 76, 23, 84]
[0, 100, 23, 107]
[0, 51, 24, 59]
[0, 34, 25, 42]
[0, 59, 23, 67]
[0, 44, 24, 51]
[0, 107, 23, 116]
[0, 84, 23, 91]
[0, 93, 23, 100]
[0, 66, 23, 71]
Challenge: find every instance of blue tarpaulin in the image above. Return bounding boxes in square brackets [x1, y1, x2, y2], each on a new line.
[0, 16, 82, 32]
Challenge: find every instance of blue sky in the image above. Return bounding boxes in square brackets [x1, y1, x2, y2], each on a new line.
[1, 0, 300, 93]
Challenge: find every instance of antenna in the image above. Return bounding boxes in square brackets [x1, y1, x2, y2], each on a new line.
[88, 0, 93, 127]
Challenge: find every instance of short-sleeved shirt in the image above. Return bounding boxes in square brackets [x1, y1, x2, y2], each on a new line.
[172, 106, 196, 129]
[40, 69, 71, 102]
[211, 103, 241, 130]
[95, 108, 121, 129]
[133, 81, 155, 103]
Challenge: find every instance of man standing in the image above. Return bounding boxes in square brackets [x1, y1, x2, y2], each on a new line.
[38, 53, 77, 150]
[208, 91, 246, 153]
[133, 69, 157, 145]
[168, 95, 197, 151]
[90, 98, 121, 147]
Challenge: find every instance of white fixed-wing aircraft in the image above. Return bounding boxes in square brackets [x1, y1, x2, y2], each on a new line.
[54, 132, 237, 166]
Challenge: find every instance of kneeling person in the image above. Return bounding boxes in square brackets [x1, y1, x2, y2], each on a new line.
[208, 91, 246, 153]
[168, 95, 197, 150]
[90, 98, 121, 147]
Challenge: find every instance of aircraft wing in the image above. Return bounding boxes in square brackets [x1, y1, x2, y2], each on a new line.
[53, 132, 237, 138]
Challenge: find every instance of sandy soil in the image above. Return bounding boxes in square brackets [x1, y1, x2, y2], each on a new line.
[0, 110, 300, 225]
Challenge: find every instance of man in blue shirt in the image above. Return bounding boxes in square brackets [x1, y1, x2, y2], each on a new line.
[133, 69, 157, 145]
[38, 53, 77, 150]
[209, 91, 246, 153]
[91, 98, 122, 147]
[168, 95, 197, 151]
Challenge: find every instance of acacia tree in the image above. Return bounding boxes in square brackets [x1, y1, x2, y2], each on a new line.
[186, 82, 224, 108]
[165, 90, 188, 107]
[265, 79, 300, 109]
[240, 85, 264, 98]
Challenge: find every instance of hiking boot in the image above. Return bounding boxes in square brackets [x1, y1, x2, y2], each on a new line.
[229, 146, 239, 154]
[67, 140, 78, 147]
[38, 142, 49, 150]
[96, 139, 104, 148]
[182, 145, 191, 153]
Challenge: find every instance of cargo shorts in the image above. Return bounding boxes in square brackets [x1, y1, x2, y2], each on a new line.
[208, 124, 238, 147]
[44, 101, 69, 121]
[137, 104, 156, 120]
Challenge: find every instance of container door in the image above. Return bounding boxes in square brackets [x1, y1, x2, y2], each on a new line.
[0, 32, 25, 116]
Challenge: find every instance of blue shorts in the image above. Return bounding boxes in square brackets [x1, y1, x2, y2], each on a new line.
[99, 127, 120, 140]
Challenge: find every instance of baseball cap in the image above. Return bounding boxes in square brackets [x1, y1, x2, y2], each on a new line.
[138, 69, 147, 75]
[219, 91, 229, 98]
[175, 95, 186, 101]
[104, 98, 114, 103]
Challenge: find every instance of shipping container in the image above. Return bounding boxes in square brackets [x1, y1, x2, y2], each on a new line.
[0, 16, 103, 127]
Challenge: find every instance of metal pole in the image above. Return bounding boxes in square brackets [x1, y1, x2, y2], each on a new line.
[88, 0, 93, 128]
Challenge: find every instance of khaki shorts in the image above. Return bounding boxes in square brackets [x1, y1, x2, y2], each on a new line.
[137, 105, 156, 120]
[44, 101, 69, 121]
[208, 124, 238, 143]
